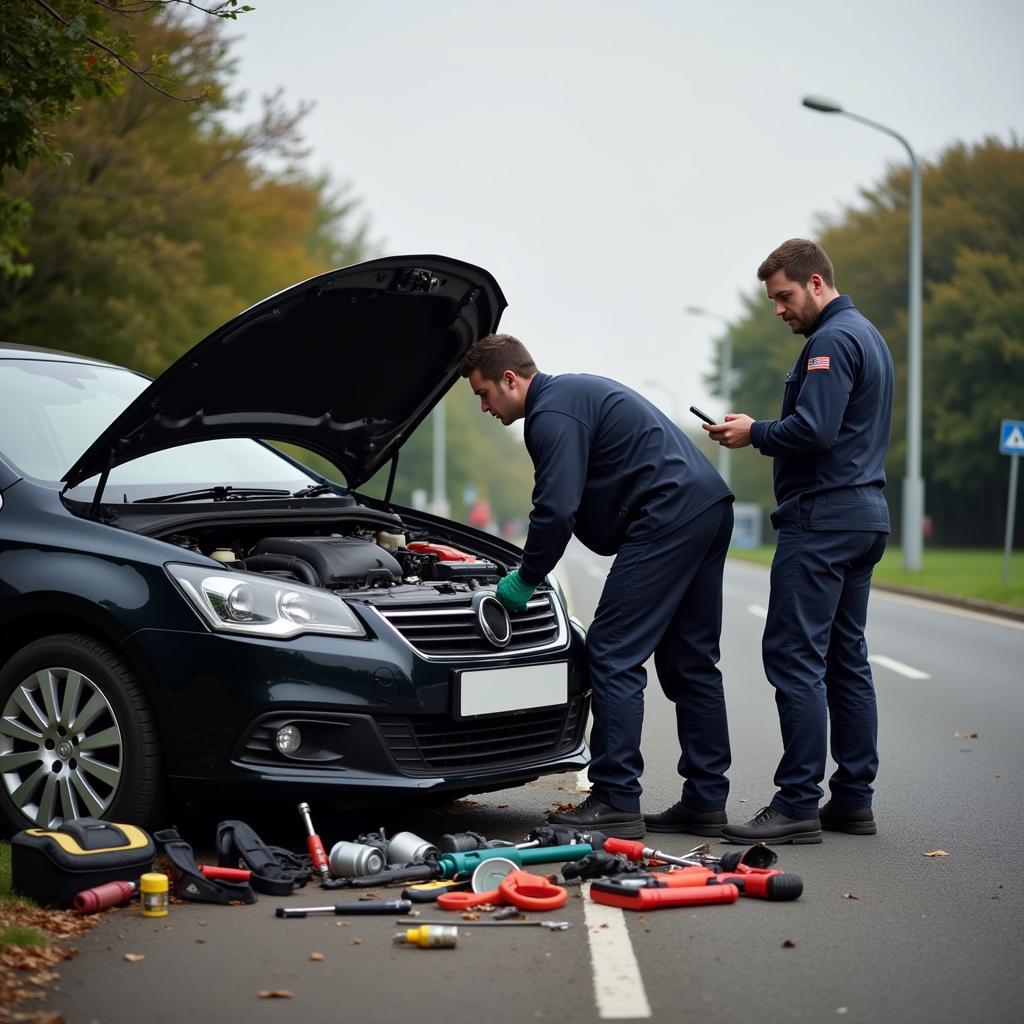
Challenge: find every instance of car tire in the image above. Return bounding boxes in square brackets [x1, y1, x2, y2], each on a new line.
[0, 634, 161, 834]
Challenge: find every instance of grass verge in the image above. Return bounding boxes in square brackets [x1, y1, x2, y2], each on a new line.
[728, 545, 1024, 608]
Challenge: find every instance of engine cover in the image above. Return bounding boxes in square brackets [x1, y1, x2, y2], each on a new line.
[255, 536, 402, 586]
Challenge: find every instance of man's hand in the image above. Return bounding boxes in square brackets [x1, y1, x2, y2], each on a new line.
[496, 569, 535, 612]
[704, 414, 755, 449]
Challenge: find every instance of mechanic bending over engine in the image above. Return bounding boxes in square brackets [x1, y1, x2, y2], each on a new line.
[461, 335, 734, 839]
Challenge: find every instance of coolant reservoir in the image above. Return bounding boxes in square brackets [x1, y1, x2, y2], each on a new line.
[376, 530, 406, 551]
[209, 548, 237, 563]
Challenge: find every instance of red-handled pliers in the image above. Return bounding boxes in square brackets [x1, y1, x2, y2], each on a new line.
[437, 869, 567, 911]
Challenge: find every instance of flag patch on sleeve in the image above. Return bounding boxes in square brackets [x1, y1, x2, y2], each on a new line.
[807, 356, 831, 371]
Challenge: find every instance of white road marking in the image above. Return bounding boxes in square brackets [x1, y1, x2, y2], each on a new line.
[581, 882, 652, 1020]
[587, 564, 607, 579]
[575, 770, 592, 793]
[748, 603, 931, 678]
[868, 654, 931, 679]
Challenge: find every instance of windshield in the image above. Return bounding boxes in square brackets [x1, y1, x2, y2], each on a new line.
[0, 357, 320, 499]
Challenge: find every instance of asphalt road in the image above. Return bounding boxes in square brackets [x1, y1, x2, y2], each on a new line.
[39, 545, 1024, 1024]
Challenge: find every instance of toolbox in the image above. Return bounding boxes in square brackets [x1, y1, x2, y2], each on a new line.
[11, 818, 155, 908]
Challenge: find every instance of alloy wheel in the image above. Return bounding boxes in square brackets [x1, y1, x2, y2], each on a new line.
[0, 666, 123, 827]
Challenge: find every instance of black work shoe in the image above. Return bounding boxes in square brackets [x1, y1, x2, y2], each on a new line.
[720, 805, 822, 845]
[644, 801, 728, 836]
[819, 800, 877, 835]
[546, 794, 645, 839]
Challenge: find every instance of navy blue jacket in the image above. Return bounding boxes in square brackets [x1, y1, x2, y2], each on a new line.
[518, 373, 732, 585]
[750, 296, 894, 532]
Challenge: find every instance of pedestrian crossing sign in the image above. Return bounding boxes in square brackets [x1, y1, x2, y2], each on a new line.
[1000, 419, 1024, 455]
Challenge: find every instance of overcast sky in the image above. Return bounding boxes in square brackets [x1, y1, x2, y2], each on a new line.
[226, 0, 1022, 419]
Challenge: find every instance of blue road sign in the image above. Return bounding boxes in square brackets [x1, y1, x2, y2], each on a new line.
[1000, 420, 1024, 456]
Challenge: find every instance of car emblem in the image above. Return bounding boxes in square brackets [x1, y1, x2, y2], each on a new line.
[475, 593, 512, 648]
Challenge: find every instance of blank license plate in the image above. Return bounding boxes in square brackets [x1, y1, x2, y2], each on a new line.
[456, 662, 568, 718]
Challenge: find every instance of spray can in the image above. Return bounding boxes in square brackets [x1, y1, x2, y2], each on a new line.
[139, 872, 169, 917]
[393, 925, 458, 949]
[73, 879, 136, 914]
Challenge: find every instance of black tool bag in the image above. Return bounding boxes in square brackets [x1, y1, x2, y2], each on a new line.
[11, 819, 155, 908]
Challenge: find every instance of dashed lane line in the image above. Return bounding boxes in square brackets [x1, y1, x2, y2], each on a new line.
[745, 604, 930, 678]
[581, 882, 652, 1019]
[868, 654, 931, 679]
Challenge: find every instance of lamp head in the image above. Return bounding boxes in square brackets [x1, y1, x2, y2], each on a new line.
[802, 95, 843, 114]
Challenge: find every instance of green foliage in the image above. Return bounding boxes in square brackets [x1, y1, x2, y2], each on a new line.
[714, 138, 1024, 546]
[359, 382, 536, 530]
[729, 545, 1024, 608]
[0, 0, 252, 276]
[0, 13, 370, 375]
[0, 925, 48, 952]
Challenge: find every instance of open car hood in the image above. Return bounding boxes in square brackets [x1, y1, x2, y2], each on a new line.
[63, 255, 506, 491]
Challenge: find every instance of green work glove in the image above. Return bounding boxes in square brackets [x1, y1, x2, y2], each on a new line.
[496, 569, 535, 612]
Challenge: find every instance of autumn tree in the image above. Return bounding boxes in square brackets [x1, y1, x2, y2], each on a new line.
[710, 138, 1024, 547]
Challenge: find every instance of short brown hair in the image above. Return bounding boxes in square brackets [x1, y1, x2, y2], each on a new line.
[757, 238, 835, 288]
[459, 333, 539, 382]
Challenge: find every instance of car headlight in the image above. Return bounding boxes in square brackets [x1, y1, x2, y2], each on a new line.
[166, 563, 366, 639]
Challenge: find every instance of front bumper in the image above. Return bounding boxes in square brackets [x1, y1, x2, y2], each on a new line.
[123, 616, 590, 801]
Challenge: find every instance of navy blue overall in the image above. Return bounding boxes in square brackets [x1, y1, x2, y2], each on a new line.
[749, 296, 895, 819]
[519, 373, 733, 813]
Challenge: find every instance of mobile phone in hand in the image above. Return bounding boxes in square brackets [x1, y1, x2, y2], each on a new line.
[689, 405, 717, 425]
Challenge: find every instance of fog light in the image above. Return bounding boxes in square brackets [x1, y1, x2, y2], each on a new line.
[275, 724, 302, 755]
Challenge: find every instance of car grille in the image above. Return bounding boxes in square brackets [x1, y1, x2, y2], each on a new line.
[375, 595, 562, 656]
[378, 697, 587, 776]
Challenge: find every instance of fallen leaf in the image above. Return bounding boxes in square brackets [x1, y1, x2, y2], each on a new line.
[841, 892, 860, 900]
[460, 912, 480, 921]
[552, 802, 576, 813]
[123, 953, 145, 963]
[497, 803, 510, 808]
[738, 798, 748, 803]
[335, 921, 349, 927]
[358, 893, 380, 901]
[782, 938, 797, 948]
[953, 730, 978, 738]
[599, 923, 609, 929]
[258, 990, 294, 999]
[923, 850, 949, 858]
[349, 938, 363, 945]
[309, 952, 324, 961]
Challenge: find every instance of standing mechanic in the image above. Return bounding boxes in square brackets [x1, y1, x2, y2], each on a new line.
[705, 238, 894, 844]
[461, 335, 734, 839]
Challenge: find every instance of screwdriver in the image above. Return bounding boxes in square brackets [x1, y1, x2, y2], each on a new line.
[604, 837, 709, 868]
[298, 801, 331, 881]
[276, 899, 413, 918]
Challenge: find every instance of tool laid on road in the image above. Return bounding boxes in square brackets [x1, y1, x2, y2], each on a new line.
[394, 924, 459, 948]
[404, 919, 572, 930]
[590, 877, 740, 911]
[338, 842, 595, 888]
[402, 879, 473, 903]
[199, 864, 252, 882]
[216, 820, 310, 894]
[298, 802, 331, 881]
[328, 841, 386, 878]
[11, 819, 156, 909]
[73, 879, 138, 914]
[604, 837, 720, 869]
[437, 868, 567, 912]
[275, 899, 413, 918]
[156, 826, 257, 905]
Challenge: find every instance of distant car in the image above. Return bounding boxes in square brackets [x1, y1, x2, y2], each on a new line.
[0, 255, 590, 833]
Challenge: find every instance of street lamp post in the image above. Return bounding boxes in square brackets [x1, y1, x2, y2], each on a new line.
[685, 305, 733, 487]
[802, 95, 923, 571]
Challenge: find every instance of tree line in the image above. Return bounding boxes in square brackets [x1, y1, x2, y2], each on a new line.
[0, 3, 536, 527]
[710, 138, 1024, 547]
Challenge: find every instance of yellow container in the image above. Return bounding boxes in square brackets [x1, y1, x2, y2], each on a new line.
[139, 872, 169, 917]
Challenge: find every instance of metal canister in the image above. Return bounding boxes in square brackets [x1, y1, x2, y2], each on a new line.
[329, 841, 386, 878]
[139, 872, 169, 917]
[386, 831, 438, 865]
[393, 925, 458, 949]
